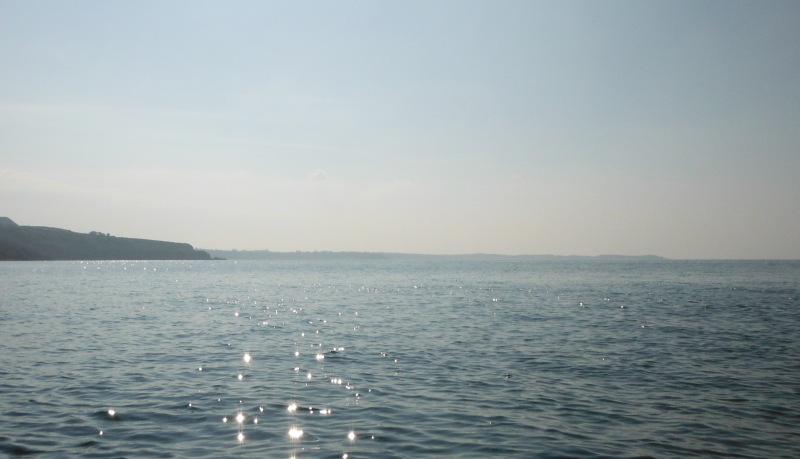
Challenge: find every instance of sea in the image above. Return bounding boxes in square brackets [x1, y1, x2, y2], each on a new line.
[1, 260, 798, 458]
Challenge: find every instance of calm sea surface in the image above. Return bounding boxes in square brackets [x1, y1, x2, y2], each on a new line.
[1, 260, 798, 458]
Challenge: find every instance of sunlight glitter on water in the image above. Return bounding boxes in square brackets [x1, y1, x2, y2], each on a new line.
[3, 259, 800, 458]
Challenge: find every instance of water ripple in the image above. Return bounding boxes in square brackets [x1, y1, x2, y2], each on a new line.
[0, 260, 799, 457]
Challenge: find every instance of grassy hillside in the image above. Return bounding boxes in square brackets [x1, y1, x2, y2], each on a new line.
[0, 221, 211, 261]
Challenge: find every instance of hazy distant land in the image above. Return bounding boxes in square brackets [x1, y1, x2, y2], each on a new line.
[0, 217, 664, 261]
[204, 249, 666, 261]
[0, 218, 212, 261]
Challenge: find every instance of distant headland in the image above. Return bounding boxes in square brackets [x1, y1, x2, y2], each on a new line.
[0, 218, 212, 261]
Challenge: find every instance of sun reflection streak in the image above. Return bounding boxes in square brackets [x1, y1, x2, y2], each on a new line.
[288, 427, 303, 439]
[244, 353, 251, 363]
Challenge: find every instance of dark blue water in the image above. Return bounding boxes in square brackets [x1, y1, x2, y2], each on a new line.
[1, 260, 798, 458]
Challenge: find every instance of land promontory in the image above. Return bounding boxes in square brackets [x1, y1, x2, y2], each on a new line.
[0, 218, 212, 261]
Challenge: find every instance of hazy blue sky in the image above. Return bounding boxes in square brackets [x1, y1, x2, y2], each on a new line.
[2, 1, 799, 258]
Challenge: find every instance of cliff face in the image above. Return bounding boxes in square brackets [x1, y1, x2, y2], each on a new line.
[0, 222, 211, 261]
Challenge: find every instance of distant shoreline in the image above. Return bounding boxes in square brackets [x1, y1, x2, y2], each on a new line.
[202, 249, 667, 261]
[0, 217, 669, 262]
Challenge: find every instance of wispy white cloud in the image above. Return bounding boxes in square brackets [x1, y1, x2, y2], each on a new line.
[308, 169, 327, 181]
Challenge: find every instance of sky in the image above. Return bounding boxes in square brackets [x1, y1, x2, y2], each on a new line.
[1, 1, 799, 258]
